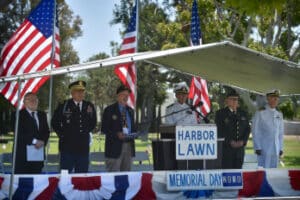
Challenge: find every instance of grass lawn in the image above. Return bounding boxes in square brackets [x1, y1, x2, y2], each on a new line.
[1, 133, 300, 168]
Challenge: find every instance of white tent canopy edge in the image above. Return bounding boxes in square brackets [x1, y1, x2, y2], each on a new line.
[0, 41, 299, 95]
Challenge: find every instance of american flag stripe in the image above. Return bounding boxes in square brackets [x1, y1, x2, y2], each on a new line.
[188, 0, 211, 117]
[0, 0, 60, 108]
[199, 78, 210, 115]
[114, 1, 137, 109]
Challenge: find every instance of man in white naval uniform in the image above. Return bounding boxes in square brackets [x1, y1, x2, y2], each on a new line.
[165, 82, 198, 125]
[165, 82, 200, 170]
[252, 89, 284, 168]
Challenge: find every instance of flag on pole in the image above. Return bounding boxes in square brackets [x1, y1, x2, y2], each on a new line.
[190, 0, 202, 46]
[189, 0, 211, 117]
[189, 76, 211, 116]
[0, 0, 60, 108]
[114, 1, 138, 109]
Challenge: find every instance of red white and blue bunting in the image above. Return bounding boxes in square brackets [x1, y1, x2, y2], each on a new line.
[0, 169, 299, 199]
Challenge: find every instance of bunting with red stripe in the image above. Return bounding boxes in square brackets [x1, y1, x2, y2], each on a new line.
[0, 0, 60, 108]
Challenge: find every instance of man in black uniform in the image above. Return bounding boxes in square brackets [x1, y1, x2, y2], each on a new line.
[215, 90, 250, 169]
[52, 80, 96, 173]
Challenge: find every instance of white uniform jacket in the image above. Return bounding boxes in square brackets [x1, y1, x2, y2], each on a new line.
[252, 105, 284, 168]
[165, 102, 198, 125]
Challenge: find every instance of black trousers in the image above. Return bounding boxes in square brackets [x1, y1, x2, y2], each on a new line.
[222, 146, 245, 169]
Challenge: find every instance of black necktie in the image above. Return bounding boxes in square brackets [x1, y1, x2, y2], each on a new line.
[31, 112, 38, 127]
[77, 103, 81, 112]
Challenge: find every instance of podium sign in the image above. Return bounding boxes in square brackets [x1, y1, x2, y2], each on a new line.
[176, 125, 217, 160]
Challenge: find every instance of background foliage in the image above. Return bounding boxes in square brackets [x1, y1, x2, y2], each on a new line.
[0, 0, 300, 135]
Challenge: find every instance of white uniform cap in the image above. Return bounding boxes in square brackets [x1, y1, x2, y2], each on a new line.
[174, 82, 189, 94]
[266, 89, 280, 97]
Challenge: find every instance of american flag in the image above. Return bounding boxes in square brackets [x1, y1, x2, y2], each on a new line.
[114, 1, 137, 109]
[188, 0, 211, 117]
[0, 0, 60, 108]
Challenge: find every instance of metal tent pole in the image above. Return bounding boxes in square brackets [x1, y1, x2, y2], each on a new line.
[8, 79, 22, 199]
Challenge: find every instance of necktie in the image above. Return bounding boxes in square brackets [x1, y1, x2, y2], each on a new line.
[31, 112, 38, 127]
[122, 109, 127, 128]
[77, 103, 81, 112]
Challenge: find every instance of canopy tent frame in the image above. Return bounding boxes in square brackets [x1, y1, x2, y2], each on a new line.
[1, 41, 299, 96]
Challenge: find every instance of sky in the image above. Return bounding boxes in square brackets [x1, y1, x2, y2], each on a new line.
[65, 0, 123, 62]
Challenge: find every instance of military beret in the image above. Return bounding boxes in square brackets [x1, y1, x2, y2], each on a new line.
[226, 89, 239, 97]
[69, 80, 86, 91]
[174, 82, 189, 94]
[116, 85, 131, 94]
[266, 89, 280, 97]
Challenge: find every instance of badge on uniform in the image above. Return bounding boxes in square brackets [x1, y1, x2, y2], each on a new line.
[112, 115, 118, 120]
[224, 118, 229, 124]
[64, 109, 72, 124]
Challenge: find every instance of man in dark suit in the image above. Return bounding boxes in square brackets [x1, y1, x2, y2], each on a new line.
[12, 92, 50, 174]
[101, 85, 136, 172]
[52, 80, 96, 173]
[215, 89, 250, 169]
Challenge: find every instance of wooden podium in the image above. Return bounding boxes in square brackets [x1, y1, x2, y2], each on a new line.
[152, 124, 224, 170]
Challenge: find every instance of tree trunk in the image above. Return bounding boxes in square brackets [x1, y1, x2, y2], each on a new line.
[241, 16, 253, 47]
[230, 13, 241, 39]
[287, 1, 292, 60]
[272, 12, 282, 47]
[266, 14, 275, 47]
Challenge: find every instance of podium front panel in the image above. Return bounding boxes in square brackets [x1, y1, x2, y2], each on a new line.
[152, 139, 176, 170]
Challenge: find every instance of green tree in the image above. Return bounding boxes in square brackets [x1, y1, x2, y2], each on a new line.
[85, 53, 120, 123]
[279, 99, 295, 120]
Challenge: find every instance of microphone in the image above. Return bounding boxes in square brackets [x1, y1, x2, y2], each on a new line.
[189, 101, 210, 123]
[189, 101, 203, 110]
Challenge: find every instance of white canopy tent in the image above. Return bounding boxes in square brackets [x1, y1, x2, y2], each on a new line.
[1, 41, 300, 95]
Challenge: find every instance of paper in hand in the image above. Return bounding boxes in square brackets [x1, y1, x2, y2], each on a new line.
[26, 145, 44, 161]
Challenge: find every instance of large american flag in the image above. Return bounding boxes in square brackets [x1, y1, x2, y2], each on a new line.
[114, 2, 137, 109]
[188, 0, 211, 117]
[0, 0, 60, 108]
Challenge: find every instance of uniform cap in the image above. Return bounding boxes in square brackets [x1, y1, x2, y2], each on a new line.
[226, 89, 239, 97]
[266, 89, 280, 97]
[69, 80, 86, 91]
[174, 82, 189, 94]
[116, 85, 131, 94]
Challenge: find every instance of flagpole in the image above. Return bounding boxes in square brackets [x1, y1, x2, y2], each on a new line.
[45, 0, 57, 172]
[134, 0, 139, 108]
[8, 79, 22, 199]
[136, 0, 139, 53]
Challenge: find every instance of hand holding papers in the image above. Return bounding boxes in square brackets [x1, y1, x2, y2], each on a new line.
[124, 130, 147, 140]
[26, 145, 44, 161]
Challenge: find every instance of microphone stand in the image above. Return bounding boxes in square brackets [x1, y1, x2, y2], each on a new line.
[191, 107, 210, 124]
